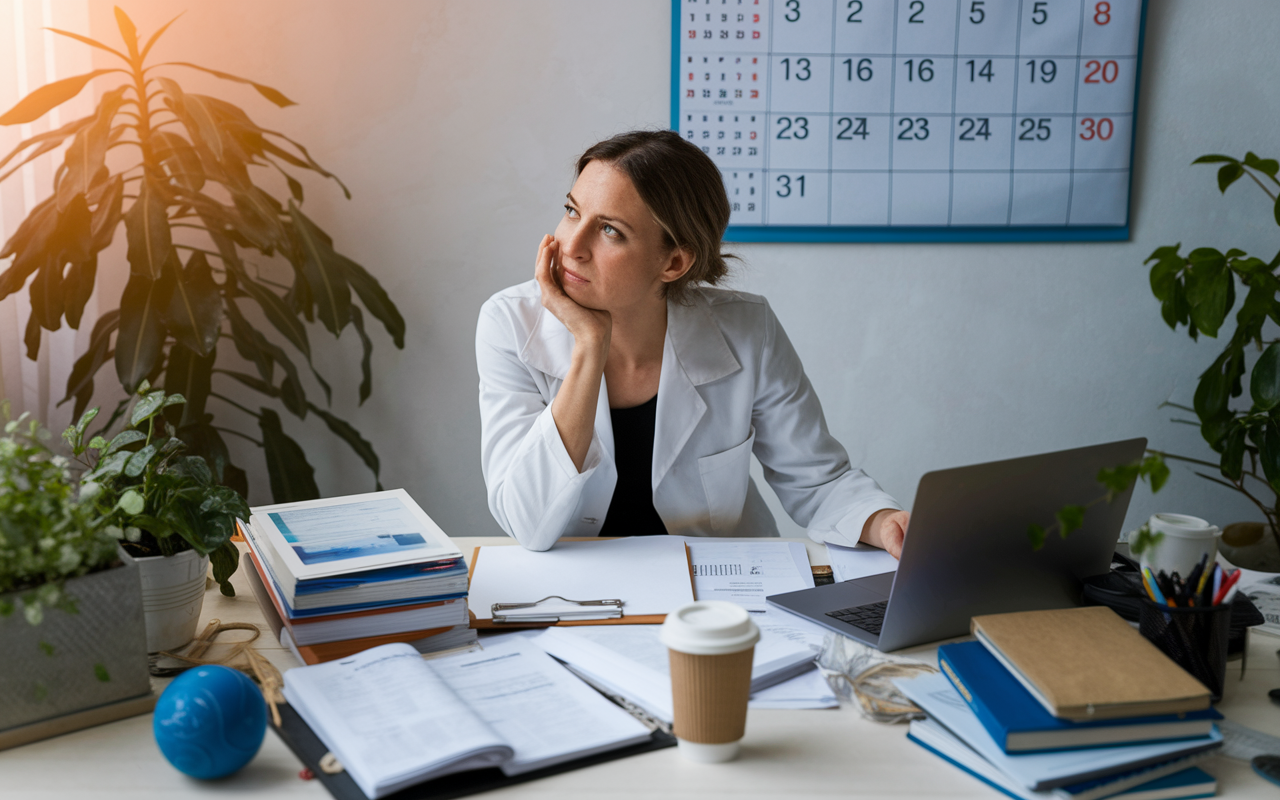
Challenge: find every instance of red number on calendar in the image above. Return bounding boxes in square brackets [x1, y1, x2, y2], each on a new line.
[1079, 118, 1113, 140]
[1094, 2, 1111, 24]
[1084, 60, 1119, 83]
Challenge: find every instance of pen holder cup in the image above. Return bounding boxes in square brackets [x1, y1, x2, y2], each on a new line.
[1137, 599, 1231, 702]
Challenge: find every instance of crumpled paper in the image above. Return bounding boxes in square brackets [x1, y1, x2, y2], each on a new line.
[816, 632, 937, 723]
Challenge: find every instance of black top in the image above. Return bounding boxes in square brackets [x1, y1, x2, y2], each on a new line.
[598, 395, 668, 537]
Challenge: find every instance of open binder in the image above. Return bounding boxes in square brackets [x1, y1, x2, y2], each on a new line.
[271, 702, 675, 800]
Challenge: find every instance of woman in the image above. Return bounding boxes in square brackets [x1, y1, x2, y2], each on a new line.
[476, 130, 909, 554]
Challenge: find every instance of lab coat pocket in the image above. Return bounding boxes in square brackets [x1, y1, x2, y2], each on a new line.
[698, 428, 756, 533]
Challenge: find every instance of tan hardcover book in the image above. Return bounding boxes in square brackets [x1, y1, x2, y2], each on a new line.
[971, 606, 1210, 721]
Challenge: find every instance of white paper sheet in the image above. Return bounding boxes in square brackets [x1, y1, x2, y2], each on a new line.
[531, 620, 819, 722]
[748, 668, 838, 710]
[684, 540, 814, 611]
[467, 538, 695, 620]
[826, 542, 899, 583]
[429, 638, 651, 775]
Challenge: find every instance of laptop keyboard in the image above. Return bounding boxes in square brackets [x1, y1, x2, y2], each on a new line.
[826, 600, 888, 634]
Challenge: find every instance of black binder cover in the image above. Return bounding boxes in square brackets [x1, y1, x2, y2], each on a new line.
[271, 703, 676, 800]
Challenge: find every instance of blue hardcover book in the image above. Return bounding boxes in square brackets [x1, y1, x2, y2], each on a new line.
[938, 641, 1221, 753]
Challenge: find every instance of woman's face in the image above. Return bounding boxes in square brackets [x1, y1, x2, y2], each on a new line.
[552, 159, 690, 313]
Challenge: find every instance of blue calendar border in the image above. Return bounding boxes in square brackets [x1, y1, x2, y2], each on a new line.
[670, 0, 1150, 244]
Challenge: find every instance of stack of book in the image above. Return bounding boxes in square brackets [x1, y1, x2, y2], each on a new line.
[239, 489, 476, 665]
[899, 607, 1223, 800]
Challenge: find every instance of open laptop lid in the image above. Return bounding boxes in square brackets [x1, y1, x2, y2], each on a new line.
[875, 438, 1147, 652]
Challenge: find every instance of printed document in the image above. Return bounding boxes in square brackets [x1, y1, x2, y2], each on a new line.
[826, 542, 899, 583]
[685, 540, 813, 611]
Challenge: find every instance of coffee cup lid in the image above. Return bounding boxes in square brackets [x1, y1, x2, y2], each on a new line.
[659, 601, 760, 656]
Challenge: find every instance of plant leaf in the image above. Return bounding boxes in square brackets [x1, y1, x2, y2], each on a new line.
[165, 343, 215, 430]
[0, 70, 117, 125]
[55, 87, 127, 211]
[231, 265, 309, 358]
[307, 403, 381, 486]
[64, 255, 99, 331]
[60, 309, 119, 416]
[124, 178, 172, 280]
[349, 305, 374, 404]
[29, 257, 65, 332]
[1220, 426, 1246, 482]
[1027, 524, 1046, 551]
[1055, 505, 1086, 538]
[1218, 163, 1244, 193]
[341, 254, 405, 348]
[1192, 154, 1236, 165]
[209, 540, 239, 597]
[103, 429, 146, 456]
[0, 198, 59, 301]
[163, 251, 221, 357]
[0, 114, 94, 178]
[288, 201, 350, 335]
[151, 131, 205, 193]
[130, 390, 166, 427]
[90, 175, 124, 253]
[259, 408, 319, 503]
[113, 7, 141, 62]
[138, 13, 183, 62]
[115, 272, 173, 393]
[1252, 343, 1280, 411]
[224, 297, 274, 383]
[155, 61, 297, 108]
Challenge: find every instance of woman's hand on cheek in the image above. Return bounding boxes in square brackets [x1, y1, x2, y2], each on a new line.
[534, 235, 612, 350]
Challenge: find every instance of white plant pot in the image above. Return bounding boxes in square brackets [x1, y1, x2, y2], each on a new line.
[119, 547, 209, 652]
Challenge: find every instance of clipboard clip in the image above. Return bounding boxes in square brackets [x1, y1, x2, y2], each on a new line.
[490, 595, 624, 624]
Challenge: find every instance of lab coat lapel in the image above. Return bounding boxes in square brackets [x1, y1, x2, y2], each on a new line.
[519, 306, 615, 459]
[652, 295, 741, 488]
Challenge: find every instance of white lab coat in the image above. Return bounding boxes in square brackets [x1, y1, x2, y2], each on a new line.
[476, 280, 901, 551]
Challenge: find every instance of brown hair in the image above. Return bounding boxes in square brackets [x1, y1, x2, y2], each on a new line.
[575, 130, 734, 303]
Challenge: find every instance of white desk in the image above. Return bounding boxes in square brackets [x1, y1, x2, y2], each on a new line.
[1, 537, 1276, 799]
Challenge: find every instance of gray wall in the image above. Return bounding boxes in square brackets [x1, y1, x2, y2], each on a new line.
[84, 0, 1277, 538]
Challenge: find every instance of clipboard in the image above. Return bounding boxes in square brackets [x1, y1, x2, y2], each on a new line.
[270, 701, 675, 800]
[467, 540, 696, 629]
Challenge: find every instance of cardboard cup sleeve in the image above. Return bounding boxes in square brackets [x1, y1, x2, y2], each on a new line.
[668, 646, 755, 744]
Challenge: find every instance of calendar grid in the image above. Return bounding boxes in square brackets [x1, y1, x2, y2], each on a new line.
[1064, 0, 1087, 222]
[673, 0, 1148, 241]
[1005, 0, 1024, 225]
[946, 0, 963, 225]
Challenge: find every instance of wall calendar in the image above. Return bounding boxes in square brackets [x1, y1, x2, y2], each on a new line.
[672, 0, 1148, 242]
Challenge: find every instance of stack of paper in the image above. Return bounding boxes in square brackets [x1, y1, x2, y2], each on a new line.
[240, 489, 476, 664]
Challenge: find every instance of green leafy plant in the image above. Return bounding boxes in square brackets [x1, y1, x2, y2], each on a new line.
[1034, 151, 1280, 558]
[65, 382, 249, 596]
[1140, 150, 1280, 559]
[0, 7, 404, 503]
[0, 403, 118, 626]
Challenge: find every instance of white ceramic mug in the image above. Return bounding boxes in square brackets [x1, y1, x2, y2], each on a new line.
[1138, 513, 1222, 578]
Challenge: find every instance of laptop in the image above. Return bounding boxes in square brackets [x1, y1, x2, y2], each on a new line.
[766, 439, 1147, 652]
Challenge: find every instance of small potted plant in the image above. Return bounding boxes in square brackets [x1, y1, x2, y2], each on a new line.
[68, 382, 250, 652]
[0, 404, 150, 733]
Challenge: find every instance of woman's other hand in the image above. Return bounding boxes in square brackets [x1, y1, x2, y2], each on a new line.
[861, 508, 910, 559]
[534, 235, 611, 350]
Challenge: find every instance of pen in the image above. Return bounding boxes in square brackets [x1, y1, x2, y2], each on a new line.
[1214, 569, 1241, 606]
[1195, 559, 1213, 598]
[1186, 556, 1207, 601]
[1140, 568, 1159, 603]
[1144, 566, 1169, 606]
[1156, 571, 1177, 606]
[1212, 565, 1223, 604]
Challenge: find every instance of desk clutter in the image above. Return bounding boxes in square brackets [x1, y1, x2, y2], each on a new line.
[224, 490, 1274, 800]
[897, 607, 1225, 800]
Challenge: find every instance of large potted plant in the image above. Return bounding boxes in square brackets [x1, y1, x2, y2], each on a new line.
[1141, 151, 1280, 573]
[66, 382, 250, 652]
[0, 405, 150, 733]
[1033, 152, 1280, 574]
[0, 7, 404, 504]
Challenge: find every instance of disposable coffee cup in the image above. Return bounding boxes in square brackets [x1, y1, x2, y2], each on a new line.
[659, 601, 759, 763]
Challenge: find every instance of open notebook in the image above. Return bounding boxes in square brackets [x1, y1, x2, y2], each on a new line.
[282, 639, 652, 799]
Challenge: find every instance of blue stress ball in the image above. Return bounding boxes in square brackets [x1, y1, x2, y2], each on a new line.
[153, 665, 267, 779]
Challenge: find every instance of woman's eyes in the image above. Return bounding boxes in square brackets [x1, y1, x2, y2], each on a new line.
[563, 206, 622, 240]
[602, 224, 619, 237]
[564, 205, 578, 219]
